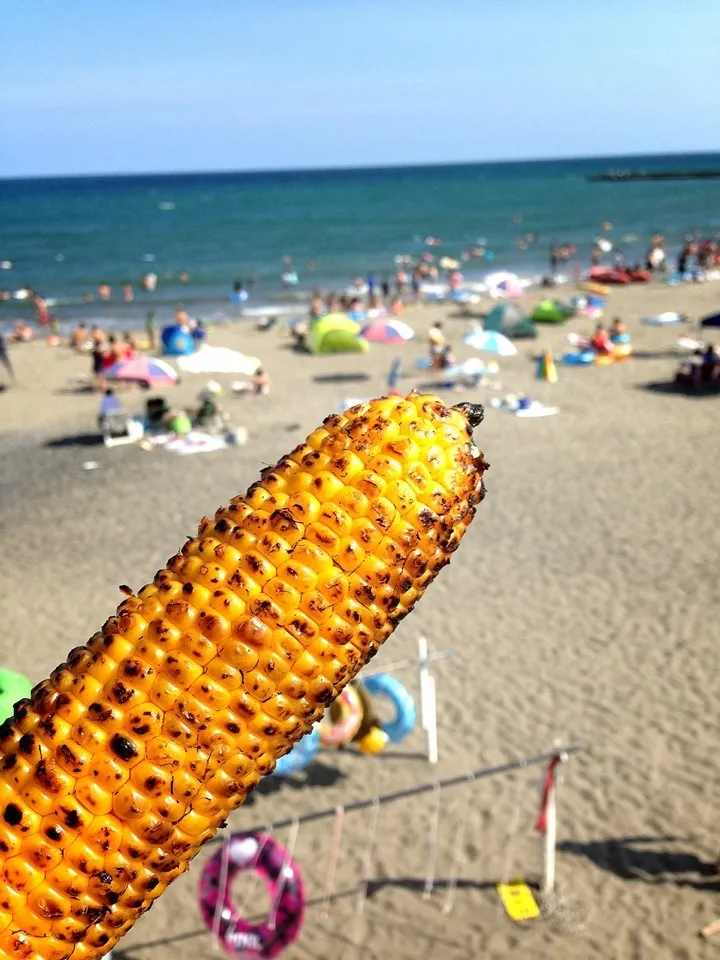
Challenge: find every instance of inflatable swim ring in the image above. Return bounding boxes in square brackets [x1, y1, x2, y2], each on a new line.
[613, 342, 633, 359]
[198, 833, 305, 959]
[610, 333, 631, 344]
[352, 681, 388, 752]
[360, 674, 416, 744]
[320, 685, 363, 747]
[272, 725, 320, 777]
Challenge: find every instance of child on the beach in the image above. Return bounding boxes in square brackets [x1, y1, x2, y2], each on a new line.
[591, 323, 613, 355]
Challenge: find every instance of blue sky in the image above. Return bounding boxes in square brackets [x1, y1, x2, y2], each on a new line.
[3, 0, 719, 177]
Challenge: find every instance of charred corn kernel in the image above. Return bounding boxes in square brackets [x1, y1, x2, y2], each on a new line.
[0, 393, 487, 959]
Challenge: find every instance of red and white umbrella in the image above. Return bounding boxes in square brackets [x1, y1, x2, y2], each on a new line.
[106, 355, 178, 387]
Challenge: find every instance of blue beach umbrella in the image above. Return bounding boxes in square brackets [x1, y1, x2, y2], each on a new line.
[463, 328, 517, 357]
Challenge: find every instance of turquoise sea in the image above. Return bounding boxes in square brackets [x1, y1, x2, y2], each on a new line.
[1, 152, 720, 329]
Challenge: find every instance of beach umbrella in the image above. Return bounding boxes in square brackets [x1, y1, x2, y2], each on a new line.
[463, 328, 517, 357]
[106, 355, 178, 387]
[308, 313, 368, 354]
[361, 318, 415, 344]
[700, 312, 720, 328]
[177, 345, 261, 375]
[485, 271, 524, 299]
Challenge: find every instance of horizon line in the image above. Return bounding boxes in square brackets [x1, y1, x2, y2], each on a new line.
[1, 148, 719, 183]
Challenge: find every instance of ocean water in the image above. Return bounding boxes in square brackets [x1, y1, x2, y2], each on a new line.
[2, 152, 720, 329]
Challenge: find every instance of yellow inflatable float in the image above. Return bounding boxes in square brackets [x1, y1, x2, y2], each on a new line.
[595, 341, 633, 364]
[579, 281, 610, 296]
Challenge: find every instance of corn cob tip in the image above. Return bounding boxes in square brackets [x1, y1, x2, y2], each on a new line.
[452, 401, 484, 428]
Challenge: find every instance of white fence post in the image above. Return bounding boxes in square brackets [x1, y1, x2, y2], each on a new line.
[541, 752, 567, 896]
[418, 636, 438, 764]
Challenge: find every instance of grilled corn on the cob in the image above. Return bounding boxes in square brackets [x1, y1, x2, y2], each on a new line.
[0, 393, 487, 959]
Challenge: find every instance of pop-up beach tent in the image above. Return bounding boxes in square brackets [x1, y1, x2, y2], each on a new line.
[483, 303, 536, 339]
[309, 313, 369, 354]
[531, 299, 571, 324]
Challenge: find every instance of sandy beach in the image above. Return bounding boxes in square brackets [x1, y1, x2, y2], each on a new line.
[2, 279, 720, 960]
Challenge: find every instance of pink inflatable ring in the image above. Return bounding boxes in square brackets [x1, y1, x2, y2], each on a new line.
[199, 832, 306, 958]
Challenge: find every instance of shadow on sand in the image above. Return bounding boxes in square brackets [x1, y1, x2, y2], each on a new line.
[312, 372, 371, 385]
[245, 758, 347, 805]
[43, 432, 103, 448]
[637, 380, 720, 398]
[558, 835, 720, 889]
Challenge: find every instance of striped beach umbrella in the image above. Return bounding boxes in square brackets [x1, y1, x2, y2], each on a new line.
[361, 318, 415, 344]
[106, 355, 178, 387]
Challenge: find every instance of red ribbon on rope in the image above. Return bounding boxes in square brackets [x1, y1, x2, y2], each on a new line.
[534, 754, 562, 835]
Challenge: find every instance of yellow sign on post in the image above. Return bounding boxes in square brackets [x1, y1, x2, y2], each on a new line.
[496, 880, 541, 922]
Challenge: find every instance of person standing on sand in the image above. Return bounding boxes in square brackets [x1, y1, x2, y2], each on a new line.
[91, 341, 105, 391]
[428, 321, 445, 370]
[175, 304, 190, 330]
[395, 268, 408, 296]
[0, 331, 15, 383]
[309, 293, 324, 321]
[412, 266, 423, 303]
[145, 311, 157, 349]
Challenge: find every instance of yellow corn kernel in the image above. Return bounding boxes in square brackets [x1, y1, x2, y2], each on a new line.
[0, 393, 487, 959]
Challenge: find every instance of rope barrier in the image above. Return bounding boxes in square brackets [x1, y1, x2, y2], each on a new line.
[210, 746, 582, 843]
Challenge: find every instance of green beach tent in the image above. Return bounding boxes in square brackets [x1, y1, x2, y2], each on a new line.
[309, 313, 369, 355]
[484, 303, 537, 339]
[531, 299, 571, 324]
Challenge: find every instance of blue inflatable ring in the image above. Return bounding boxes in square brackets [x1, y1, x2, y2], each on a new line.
[272, 726, 320, 777]
[562, 351, 595, 365]
[361, 674, 416, 744]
